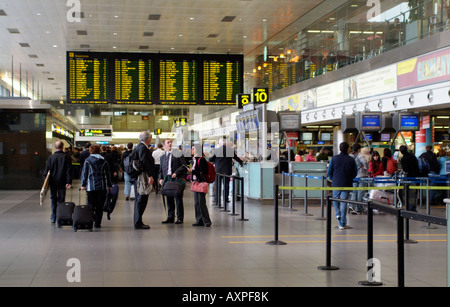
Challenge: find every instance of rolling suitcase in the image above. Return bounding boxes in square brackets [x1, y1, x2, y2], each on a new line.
[56, 202, 75, 228]
[72, 205, 94, 232]
[73, 189, 94, 232]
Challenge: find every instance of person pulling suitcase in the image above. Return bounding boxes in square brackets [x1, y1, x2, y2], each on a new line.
[80, 144, 112, 229]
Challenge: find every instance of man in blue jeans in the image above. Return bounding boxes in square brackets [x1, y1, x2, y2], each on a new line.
[327, 142, 357, 230]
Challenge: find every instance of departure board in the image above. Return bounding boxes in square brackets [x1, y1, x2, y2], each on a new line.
[114, 58, 152, 104]
[159, 59, 197, 104]
[203, 59, 242, 105]
[67, 52, 110, 103]
[67, 52, 243, 105]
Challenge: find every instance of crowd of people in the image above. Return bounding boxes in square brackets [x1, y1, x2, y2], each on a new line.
[327, 142, 450, 231]
[43, 131, 246, 231]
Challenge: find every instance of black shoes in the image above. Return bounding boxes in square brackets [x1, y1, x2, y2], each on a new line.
[135, 224, 150, 229]
[162, 219, 183, 224]
[192, 222, 211, 227]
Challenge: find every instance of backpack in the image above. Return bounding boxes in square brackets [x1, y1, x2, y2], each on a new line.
[202, 157, 216, 183]
[417, 157, 430, 176]
[123, 150, 143, 179]
[386, 158, 398, 175]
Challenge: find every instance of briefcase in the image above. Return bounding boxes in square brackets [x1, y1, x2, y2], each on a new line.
[160, 179, 185, 198]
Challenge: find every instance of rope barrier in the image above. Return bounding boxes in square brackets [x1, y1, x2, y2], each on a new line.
[278, 186, 403, 191]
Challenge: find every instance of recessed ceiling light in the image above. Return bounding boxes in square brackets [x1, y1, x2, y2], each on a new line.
[36, 13, 42, 16]
[178, 34, 183, 37]
[189, 17, 195, 20]
[113, 32, 118, 36]
[53, 45, 58, 48]
[243, 35, 247, 38]
[171, 47, 175, 50]
[113, 46, 117, 49]
[45, 31, 51, 34]
[262, 19, 267, 22]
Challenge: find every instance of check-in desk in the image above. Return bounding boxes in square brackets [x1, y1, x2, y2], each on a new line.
[286, 162, 328, 199]
[236, 162, 276, 203]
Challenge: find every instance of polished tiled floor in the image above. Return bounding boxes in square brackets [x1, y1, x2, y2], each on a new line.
[0, 180, 447, 287]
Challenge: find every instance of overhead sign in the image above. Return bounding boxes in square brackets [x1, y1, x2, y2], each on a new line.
[154, 128, 162, 135]
[80, 129, 112, 137]
[252, 88, 269, 104]
[236, 93, 251, 109]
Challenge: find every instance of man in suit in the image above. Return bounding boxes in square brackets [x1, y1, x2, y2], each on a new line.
[159, 139, 187, 224]
[134, 130, 156, 229]
[209, 137, 243, 204]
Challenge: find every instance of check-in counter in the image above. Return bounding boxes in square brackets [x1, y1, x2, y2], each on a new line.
[287, 162, 328, 198]
[235, 161, 276, 203]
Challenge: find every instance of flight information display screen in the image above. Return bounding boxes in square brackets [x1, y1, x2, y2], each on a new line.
[114, 57, 152, 104]
[159, 58, 197, 104]
[67, 52, 110, 104]
[203, 59, 242, 105]
[67, 52, 243, 105]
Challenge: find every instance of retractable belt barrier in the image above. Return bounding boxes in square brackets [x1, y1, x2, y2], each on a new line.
[268, 181, 450, 287]
[215, 173, 248, 221]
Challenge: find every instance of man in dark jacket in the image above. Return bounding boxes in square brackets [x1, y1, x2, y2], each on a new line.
[327, 142, 357, 230]
[209, 137, 243, 204]
[80, 145, 112, 228]
[418, 145, 440, 175]
[159, 139, 187, 224]
[134, 131, 156, 229]
[43, 141, 73, 223]
[399, 145, 420, 211]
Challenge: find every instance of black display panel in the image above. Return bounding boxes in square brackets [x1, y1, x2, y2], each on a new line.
[67, 52, 110, 104]
[114, 55, 152, 105]
[67, 52, 243, 105]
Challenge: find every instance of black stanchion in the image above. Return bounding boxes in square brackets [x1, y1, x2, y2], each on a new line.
[229, 175, 239, 216]
[358, 202, 383, 286]
[317, 196, 339, 270]
[237, 177, 248, 221]
[403, 183, 417, 244]
[397, 209, 405, 287]
[266, 185, 286, 245]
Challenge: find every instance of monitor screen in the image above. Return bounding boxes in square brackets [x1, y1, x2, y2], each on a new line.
[380, 133, 390, 141]
[363, 134, 372, 141]
[446, 161, 450, 174]
[321, 132, 331, 141]
[361, 114, 381, 131]
[400, 115, 419, 130]
[302, 132, 313, 141]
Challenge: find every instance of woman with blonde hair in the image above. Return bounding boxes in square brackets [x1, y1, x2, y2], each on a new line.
[350, 146, 370, 214]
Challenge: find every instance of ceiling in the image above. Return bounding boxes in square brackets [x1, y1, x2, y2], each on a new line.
[0, 0, 324, 101]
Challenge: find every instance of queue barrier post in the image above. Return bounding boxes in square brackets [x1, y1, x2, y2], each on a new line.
[314, 176, 326, 221]
[317, 195, 339, 271]
[230, 175, 239, 216]
[266, 185, 286, 245]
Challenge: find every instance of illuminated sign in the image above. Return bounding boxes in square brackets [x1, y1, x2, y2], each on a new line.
[80, 129, 112, 137]
[236, 94, 251, 109]
[67, 52, 243, 105]
[252, 88, 269, 104]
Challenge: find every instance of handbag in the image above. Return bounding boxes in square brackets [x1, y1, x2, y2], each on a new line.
[160, 178, 185, 198]
[190, 181, 209, 193]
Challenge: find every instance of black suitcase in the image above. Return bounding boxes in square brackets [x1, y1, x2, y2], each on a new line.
[73, 189, 94, 232]
[103, 184, 119, 220]
[56, 202, 75, 228]
[72, 205, 94, 232]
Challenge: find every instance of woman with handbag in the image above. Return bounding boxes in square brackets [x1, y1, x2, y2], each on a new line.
[189, 144, 212, 227]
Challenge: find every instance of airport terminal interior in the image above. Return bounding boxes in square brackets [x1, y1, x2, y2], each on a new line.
[0, 0, 450, 288]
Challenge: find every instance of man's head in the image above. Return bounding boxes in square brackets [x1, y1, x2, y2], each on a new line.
[399, 145, 408, 155]
[339, 142, 350, 153]
[163, 139, 173, 152]
[139, 130, 152, 146]
[426, 145, 433, 152]
[55, 141, 64, 151]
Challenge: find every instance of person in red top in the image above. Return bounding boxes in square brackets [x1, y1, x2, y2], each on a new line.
[368, 151, 384, 177]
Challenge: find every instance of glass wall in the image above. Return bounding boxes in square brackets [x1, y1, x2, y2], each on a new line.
[0, 110, 48, 189]
[252, 0, 450, 93]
